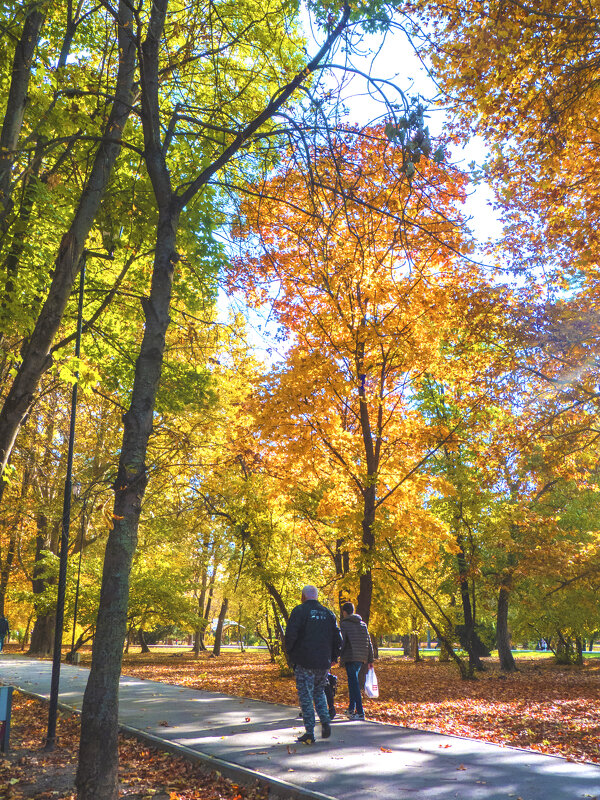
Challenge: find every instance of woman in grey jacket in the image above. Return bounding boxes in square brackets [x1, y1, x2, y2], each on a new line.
[339, 602, 374, 720]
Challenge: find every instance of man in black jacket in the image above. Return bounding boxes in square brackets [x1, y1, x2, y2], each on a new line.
[285, 585, 342, 744]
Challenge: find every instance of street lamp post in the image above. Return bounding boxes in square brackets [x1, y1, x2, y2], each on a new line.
[45, 248, 113, 750]
[70, 493, 87, 659]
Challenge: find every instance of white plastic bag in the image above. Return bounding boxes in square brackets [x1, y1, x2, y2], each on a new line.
[364, 666, 379, 699]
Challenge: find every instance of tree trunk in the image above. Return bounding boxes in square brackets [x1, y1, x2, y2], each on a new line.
[264, 580, 289, 626]
[193, 568, 209, 655]
[237, 612, 244, 652]
[0, 1, 46, 229]
[575, 636, 584, 666]
[76, 197, 179, 799]
[3, 137, 46, 308]
[202, 590, 213, 647]
[555, 629, 577, 664]
[0, 447, 33, 616]
[0, 0, 136, 487]
[356, 484, 376, 624]
[194, 572, 214, 654]
[371, 633, 379, 660]
[497, 577, 516, 672]
[410, 632, 421, 662]
[355, 335, 378, 626]
[138, 629, 150, 654]
[28, 513, 57, 655]
[334, 538, 350, 612]
[29, 611, 55, 656]
[457, 538, 485, 671]
[21, 613, 33, 650]
[0, 517, 17, 616]
[75, 1, 353, 794]
[212, 598, 229, 656]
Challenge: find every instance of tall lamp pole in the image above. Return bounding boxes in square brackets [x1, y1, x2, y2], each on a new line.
[45, 248, 112, 750]
[70, 494, 87, 658]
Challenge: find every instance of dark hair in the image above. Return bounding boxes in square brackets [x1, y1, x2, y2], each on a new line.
[341, 602, 355, 616]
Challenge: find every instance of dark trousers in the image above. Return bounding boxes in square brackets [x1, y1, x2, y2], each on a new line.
[345, 661, 363, 715]
[295, 666, 330, 734]
[324, 675, 336, 717]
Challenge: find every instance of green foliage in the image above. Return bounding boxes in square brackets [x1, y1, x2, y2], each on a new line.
[307, 0, 395, 31]
[274, 650, 294, 676]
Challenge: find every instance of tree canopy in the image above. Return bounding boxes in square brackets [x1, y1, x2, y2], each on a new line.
[2, 1, 600, 797]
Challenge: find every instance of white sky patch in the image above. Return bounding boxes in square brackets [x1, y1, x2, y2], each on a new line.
[218, 9, 503, 360]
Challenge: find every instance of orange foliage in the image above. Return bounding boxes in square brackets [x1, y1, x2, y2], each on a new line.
[230, 126, 496, 614]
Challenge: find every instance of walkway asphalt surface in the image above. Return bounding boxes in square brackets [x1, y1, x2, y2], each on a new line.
[1, 653, 600, 800]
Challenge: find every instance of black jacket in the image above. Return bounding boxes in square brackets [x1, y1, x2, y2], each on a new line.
[340, 613, 373, 664]
[285, 599, 342, 670]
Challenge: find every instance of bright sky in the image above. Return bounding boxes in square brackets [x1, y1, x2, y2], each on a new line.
[219, 11, 502, 360]
[326, 22, 502, 244]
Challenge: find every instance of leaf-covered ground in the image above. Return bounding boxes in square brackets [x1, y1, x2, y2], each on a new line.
[118, 649, 600, 764]
[2, 648, 599, 799]
[0, 689, 267, 800]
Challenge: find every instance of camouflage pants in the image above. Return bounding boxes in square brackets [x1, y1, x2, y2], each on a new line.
[295, 665, 330, 734]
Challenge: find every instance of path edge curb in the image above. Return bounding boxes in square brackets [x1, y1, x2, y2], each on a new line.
[12, 686, 338, 800]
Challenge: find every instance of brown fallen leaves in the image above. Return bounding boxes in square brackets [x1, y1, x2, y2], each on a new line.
[3, 648, 600, 799]
[1, 691, 268, 800]
[117, 649, 600, 764]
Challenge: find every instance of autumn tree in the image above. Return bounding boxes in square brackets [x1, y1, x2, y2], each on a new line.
[0, 0, 137, 488]
[404, 1, 600, 294]
[230, 125, 491, 629]
[416, 288, 600, 671]
[387, 2, 600, 670]
[75, 3, 407, 796]
[483, 297, 600, 666]
[0, 0, 47, 234]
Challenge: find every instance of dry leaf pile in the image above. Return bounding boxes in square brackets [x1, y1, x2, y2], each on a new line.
[2, 648, 599, 799]
[119, 650, 600, 764]
[0, 691, 267, 800]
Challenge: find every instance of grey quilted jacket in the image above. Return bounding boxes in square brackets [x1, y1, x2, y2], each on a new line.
[340, 613, 374, 664]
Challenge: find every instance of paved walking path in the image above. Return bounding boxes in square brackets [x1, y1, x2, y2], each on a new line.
[1, 653, 599, 800]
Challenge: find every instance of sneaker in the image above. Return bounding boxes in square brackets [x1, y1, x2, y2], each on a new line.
[297, 732, 315, 745]
[349, 712, 365, 721]
[344, 708, 355, 716]
[321, 721, 331, 739]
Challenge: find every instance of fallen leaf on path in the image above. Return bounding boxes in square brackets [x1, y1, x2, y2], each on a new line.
[112, 650, 600, 765]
